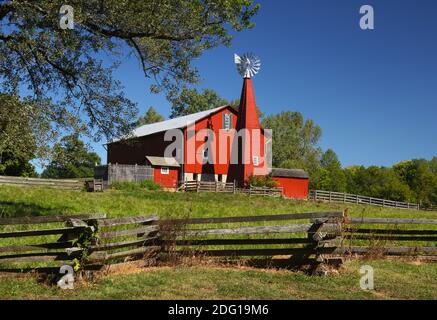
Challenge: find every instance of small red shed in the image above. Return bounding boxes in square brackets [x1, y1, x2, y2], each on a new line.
[271, 168, 309, 199]
[146, 156, 180, 189]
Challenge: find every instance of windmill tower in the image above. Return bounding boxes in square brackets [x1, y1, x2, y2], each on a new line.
[228, 53, 266, 186]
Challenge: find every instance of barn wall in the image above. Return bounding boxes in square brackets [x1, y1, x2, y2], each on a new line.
[183, 106, 238, 176]
[272, 177, 309, 199]
[107, 131, 179, 165]
[153, 167, 179, 188]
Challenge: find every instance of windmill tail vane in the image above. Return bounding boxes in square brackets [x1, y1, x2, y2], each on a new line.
[234, 53, 261, 79]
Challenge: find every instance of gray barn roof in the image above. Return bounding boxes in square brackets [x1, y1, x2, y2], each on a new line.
[271, 168, 309, 179]
[110, 105, 233, 143]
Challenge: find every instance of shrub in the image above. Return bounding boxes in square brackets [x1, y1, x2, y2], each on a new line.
[111, 180, 162, 191]
[246, 175, 278, 188]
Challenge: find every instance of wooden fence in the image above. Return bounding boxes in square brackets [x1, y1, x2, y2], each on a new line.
[183, 181, 236, 193]
[158, 211, 344, 269]
[0, 213, 106, 271]
[310, 190, 420, 210]
[1, 211, 437, 274]
[0, 176, 84, 190]
[94, 164, 154, 185]
[341, 216, 437, 259]
[182, 181, 283, 197]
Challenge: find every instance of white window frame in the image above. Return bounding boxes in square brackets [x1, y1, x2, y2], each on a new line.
[161, 167, 169, 175]
[252, 156, 260, 167]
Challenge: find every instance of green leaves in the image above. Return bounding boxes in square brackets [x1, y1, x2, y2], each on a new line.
[170, 88, 229, 118]
[0, 0, 259, 143]
[41, 135, 101, 179]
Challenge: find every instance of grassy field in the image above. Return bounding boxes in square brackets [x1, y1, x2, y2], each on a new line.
[0, 185, 437, 300]
[1, 185, 437, 219]
[1, 260, 437, 300]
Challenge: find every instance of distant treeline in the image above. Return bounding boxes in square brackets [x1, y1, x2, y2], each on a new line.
[309, 153, 437, 207]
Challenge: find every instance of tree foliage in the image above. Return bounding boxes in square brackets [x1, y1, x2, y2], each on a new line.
[42, 135, 101, 179]
[170, 88, 229, 118]
[0, 93, 37, 176]
[0, 0, 259, 145]
[261, 111, 322, 180]
[135, 107, 165, 127]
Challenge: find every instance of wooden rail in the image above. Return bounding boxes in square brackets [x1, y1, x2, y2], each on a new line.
[182, 181, 236, 193]
[158, 212, 344, 269]
[2, 211, 437, 273]
[0, 176, 84, 190]
[310, 190, 420, 210]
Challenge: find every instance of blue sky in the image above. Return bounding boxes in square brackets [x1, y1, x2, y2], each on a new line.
[90, 0, 437, 168]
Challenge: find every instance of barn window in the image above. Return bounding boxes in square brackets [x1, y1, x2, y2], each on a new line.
[161, 167, 169, 175]
[223, 113, 232, 130]
[203, 148, 208, 160]
[253, 156, 260, 166]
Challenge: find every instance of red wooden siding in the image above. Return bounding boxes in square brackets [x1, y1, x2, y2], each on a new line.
[153, 167, 179, 188]
[183, 106, 239, 175]
[272, 177, 309, 199]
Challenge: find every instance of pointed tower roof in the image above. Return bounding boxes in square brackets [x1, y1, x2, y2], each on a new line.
[236, 77, 261, 130]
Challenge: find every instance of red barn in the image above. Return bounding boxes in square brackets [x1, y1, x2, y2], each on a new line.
[106, 75, 309, 195]
[271, 168, 309, 199]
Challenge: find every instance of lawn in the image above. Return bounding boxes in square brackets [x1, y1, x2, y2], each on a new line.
[0, 185, 436, 300]
[1, 260, 437, 300]
[1, 185, 436, 219]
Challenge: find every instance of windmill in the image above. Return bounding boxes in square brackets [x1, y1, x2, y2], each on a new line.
[234, 53, 261, 78]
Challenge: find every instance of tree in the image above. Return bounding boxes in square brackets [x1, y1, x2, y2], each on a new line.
[261, 111, 322, 181]
[0, 93, 37, 176]
[42, 135, 101, 178]
[0, 1, 259, 145]
[135, 107, 165, 127]
[170, 88, 229, 118]
[315, 149, 347, 192]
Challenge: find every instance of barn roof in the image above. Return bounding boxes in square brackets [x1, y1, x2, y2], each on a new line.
[271, 168, 309, 179]
[146, 156, 180, 167]
[110, 105, 234, 143]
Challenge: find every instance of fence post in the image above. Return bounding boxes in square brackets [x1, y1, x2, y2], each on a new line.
[233, 180, 236, 194]
[329, 191, 332, 203]
[356, 194, 359, 204]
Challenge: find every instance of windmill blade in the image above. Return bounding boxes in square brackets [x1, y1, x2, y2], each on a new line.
[234, 52, 261, 78]
[234, 53, 242, 64]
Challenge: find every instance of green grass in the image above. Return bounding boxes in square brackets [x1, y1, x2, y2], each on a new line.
[1, 185, 436, 219]
[1, 260, 437, 299]
[1, 185, 437, 300]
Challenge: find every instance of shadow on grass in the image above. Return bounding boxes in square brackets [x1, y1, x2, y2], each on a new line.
[0, 201, 72, 218]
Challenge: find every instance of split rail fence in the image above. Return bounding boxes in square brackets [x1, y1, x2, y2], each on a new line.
[310, 190, 420, 210]
[1, 211, 437, 273]
[0, 176, 84, 190]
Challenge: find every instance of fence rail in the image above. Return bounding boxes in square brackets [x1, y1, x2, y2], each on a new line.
[182, 181, 236, 193]
[182, 181, 283, 197]
[95, 164, 154, 185]
[0, 176, 84, 190]
[2, 210, 437, 274]
[310, 190, 420, 210]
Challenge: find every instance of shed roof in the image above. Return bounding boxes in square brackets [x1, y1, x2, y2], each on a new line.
[146, 156, 180, 168]
[271, 168, 309, 179]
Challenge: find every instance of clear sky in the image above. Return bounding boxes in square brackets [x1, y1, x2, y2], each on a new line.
[90, 0, 437, 168]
